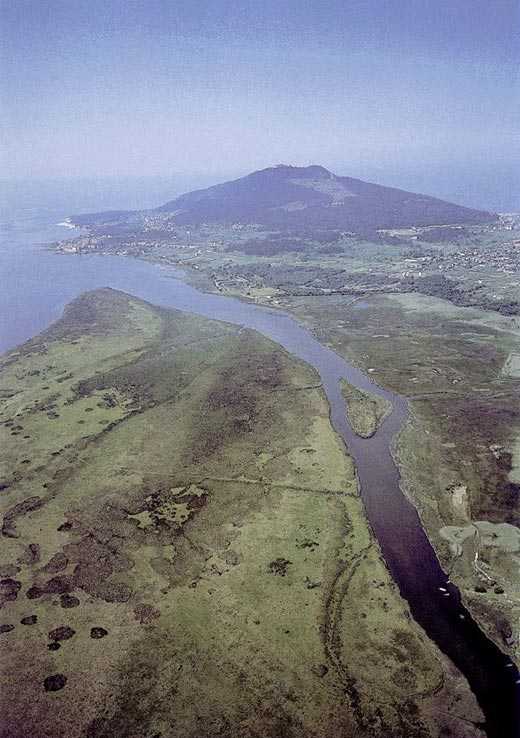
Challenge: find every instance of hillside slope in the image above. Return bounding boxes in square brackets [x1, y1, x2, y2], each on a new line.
[156, 164, 495, 230]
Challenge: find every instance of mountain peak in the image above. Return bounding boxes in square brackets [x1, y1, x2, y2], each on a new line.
[157, 165, 495, 231]
[257, 164, 334, 179]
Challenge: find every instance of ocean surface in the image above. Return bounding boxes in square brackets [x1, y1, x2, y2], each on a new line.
[0, 176, 216, 353]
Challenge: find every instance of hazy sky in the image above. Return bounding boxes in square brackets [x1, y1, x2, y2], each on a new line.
[1, 0, 519, 205]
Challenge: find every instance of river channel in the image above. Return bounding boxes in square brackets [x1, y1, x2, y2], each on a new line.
[1, 234, 519, 736]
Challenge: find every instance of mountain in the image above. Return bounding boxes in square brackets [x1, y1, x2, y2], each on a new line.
[156, 164, 495, 231]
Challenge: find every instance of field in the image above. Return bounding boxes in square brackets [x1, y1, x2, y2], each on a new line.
[0, 289, 482, 737]
[62, 216, 520, 319]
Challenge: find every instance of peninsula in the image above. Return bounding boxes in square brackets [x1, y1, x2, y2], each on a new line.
[0, 289, 483, 737]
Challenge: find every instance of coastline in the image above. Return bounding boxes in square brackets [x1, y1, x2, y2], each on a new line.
[40, 237, 520, 735]
[48, 239, 520, 669]
[0, 288, 487, 737]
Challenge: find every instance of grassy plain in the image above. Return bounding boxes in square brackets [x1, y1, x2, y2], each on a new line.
[129, 218, 520, 318]
[0, 289, 482, 737]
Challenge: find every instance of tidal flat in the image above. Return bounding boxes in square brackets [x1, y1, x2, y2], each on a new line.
[0, 289, 482, 737]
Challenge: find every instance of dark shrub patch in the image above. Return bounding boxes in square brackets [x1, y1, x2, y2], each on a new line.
[44, 674, 67, 691]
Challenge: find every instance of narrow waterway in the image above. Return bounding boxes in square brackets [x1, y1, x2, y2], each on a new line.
[2, 245, 519, 736]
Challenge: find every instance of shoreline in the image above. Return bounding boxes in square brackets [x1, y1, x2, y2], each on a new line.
[41, 241, 520, 735]
[49, 240, 520, 659]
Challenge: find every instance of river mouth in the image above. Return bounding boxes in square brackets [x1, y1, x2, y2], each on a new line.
[2, 249, 519, 736]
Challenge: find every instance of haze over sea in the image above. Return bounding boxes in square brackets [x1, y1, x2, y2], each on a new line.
[0, 176, 212, 352]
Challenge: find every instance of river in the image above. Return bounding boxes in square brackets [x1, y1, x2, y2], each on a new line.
[1, 184, 519, 737]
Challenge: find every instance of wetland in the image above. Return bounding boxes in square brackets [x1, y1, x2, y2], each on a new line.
[1, 198, 520, 737]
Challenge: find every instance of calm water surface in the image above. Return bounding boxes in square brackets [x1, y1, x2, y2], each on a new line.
[1, 189, 519, 737]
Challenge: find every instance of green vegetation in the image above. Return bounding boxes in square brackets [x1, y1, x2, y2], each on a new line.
[0, 289, 481, 737]
[285, 291, 520, 662]
[57, 166, 519, 320]
[341, 379, 392, 438]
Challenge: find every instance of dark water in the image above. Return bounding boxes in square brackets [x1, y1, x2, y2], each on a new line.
[1, 192, 519, 737]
